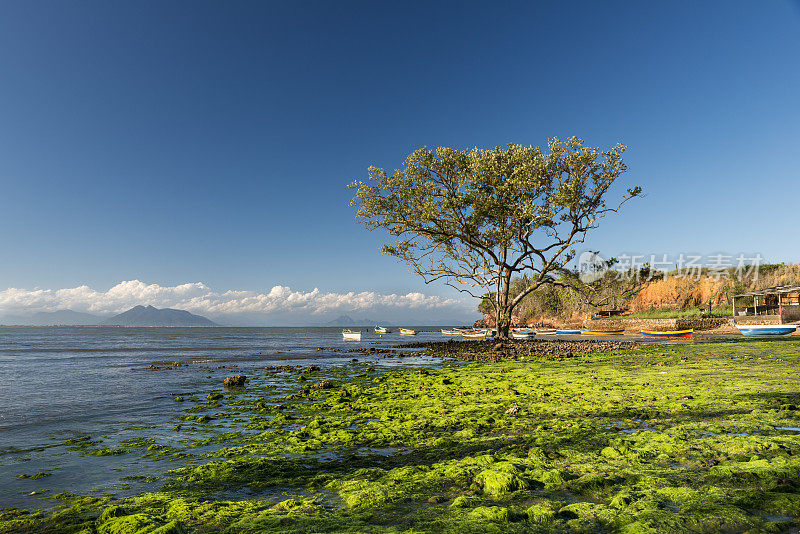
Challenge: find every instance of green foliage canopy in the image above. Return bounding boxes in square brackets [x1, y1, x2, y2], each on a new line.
[349, 137, 641, 336]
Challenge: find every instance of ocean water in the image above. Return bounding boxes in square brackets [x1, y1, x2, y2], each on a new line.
[0, 326, 450, 509]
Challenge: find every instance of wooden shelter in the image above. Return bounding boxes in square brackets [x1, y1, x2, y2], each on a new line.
[732, 285, 800, 324]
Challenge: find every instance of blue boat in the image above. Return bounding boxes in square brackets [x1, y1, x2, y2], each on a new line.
[736, 324, 797, 337]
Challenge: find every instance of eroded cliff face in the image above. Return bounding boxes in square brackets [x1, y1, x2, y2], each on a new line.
[627, 276, 729, 311]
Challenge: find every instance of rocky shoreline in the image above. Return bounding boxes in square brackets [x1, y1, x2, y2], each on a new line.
[399, 338, 638, 361]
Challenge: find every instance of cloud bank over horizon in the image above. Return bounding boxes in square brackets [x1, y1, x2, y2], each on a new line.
[0, 280, 477, 325]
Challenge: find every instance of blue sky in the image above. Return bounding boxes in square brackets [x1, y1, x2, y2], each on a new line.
[1, 1, 799, 323]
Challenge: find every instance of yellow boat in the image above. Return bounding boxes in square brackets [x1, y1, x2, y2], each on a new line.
[641, 329, 693, 338]
[581, 329, 625, 335]
[399, 328, 417, 335]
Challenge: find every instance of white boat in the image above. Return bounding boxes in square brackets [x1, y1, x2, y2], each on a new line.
[556, 329, 581, 334]
[374, 326, 390, 334]
[342, 329, 362, 341]
[535, 329, 558, 335]
[511, 329, 534, 339]
[441, 329, 461, 335]
[736, 324, 797, 337]
[462, 330, 489, 340]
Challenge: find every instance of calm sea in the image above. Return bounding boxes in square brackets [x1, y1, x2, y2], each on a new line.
[0, 326, 451, 509]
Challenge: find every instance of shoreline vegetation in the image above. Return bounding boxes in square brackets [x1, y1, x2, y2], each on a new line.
[477, 264, 800, 329]
[3, 338, 800, 533]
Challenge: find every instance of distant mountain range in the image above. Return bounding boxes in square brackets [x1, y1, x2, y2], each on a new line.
[0, 308, 465, 327]
[0, 306, 218, 327]
[101, 305, 219, 327]
[0, 309, 105, 326]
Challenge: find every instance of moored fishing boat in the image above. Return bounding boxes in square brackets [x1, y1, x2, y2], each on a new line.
[441, 329, 461, 335]
[736, 324, 797, 337]
[581, 329, 625, 335]
[399, 328, 417, 335]
[556, 329, 581, 334]
[641, 329, 693, 338]
[535, 329, 558, 335]
[342, 329, 362, 341]
[374, 326, 390, 334]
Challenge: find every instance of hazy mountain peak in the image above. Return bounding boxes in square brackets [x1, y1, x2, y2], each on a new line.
[101, 306, 218, 327]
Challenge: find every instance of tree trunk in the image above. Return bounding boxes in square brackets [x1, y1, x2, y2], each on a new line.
[495, 293, 511, 340]
[495, 308, 511, 340]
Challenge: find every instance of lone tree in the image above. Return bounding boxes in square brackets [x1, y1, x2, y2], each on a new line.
[349, 137, 641, 340]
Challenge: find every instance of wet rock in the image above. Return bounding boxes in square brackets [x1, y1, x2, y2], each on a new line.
[475, 467, 527, 496]
[313, 380, 334, 390]
[451, 495, 481, 508]
[540, 469, 566, 487]
[223, 375, 247, 388]
[527, 501, 560, 524]
[428, 495, 446, 504]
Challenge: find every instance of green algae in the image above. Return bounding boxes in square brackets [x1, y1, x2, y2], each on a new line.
[4, 339, 800, 533]
[17, 471, 51, 480]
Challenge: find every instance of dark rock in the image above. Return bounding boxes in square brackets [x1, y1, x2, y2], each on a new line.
[223, 375, 247, 388]
[313, 380, 334, 390]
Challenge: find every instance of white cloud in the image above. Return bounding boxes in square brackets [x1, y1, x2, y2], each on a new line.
[0, 280, 473, 320]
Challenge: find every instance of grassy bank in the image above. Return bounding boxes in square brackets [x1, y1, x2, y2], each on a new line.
[624, 306, 733, 319]
[3, 339, 800, 533]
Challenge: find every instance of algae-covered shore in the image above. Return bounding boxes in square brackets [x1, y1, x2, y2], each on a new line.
[3, 338, 800, 533]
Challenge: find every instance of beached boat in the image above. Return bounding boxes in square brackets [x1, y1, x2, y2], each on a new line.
[535, 329, 558, 335]
[441, 329, 461, 335]
[581, 329, 625, 335]
[641, 329, 693, 338]
[511, 329, 534, 339]
[399, 328, 417, 336]
[462, 330, 489, 340]
[342, 329, 362, 341]
[736, 324, 797, 337]
[374, 326, 390, 334]
[556, 329, 581, 334]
